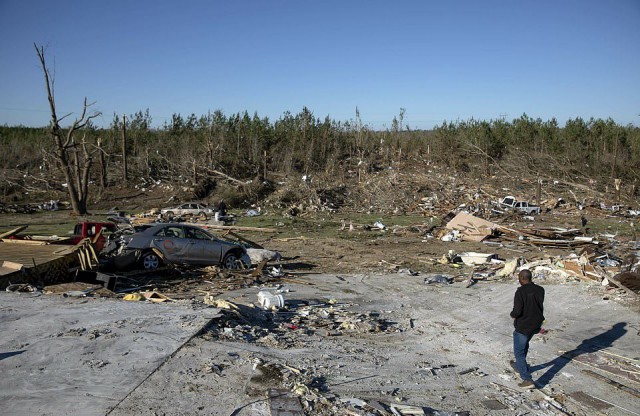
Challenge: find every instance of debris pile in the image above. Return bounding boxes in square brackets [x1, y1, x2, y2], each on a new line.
[0, 202, 53, 214]
[441, 211, 596, 248]
[202, 292, 401, 349]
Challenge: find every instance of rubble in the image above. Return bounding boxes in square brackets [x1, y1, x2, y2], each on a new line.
[247, 248, 283, 264]
[457, 252, 498, 265]
[1, 165, 640, 415]
[424, 275, 452, 285]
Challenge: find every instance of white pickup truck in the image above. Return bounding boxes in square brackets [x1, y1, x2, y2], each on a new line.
[499, 196, 541, 215]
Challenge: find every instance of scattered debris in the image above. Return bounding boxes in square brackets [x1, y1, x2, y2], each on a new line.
[257, 289, 285, 310]
[5, 283, 38, 293]
[444, 212, 496, 242]
[246, 248, 282, 265]
[424, 275, 452, 285]
[457, 252, 498, 266]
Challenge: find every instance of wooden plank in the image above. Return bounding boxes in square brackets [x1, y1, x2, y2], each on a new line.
[568, 391, 612, 411]
[582, 370, 640, 398]
[226, 231, 263, 249]
[563, 260, 604, 281]
[562, 350, 640, 384]
[445, 212, 496, 242]
[0, 225, 29, 239]
[0, 239, 49, 245]
[274, 236, 309, 242]
[0, 245, 77, 289]
[0, 261, 24, 276]
[0, 252, 77, 289]
[607, 275, 639, 297]
[0, 243, 70, 265]
[612, 272, 640, 295]
[203, 224, 278, 233]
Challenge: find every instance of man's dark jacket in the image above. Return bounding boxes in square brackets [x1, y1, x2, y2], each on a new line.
[510, 282, 545, 336]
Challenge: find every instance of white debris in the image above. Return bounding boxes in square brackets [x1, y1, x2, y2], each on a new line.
[246, 248, 282, 265]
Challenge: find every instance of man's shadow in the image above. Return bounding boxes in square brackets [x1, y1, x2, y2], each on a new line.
[532, 322, 627, 387]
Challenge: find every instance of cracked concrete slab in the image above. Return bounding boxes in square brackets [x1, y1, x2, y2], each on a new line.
[2, 274, 638, 416]
[0, 293, 220, 416]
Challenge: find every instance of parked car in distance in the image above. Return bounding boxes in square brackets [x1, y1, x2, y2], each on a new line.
[499, 196, 518, 209]
[160, 202, 214, 219]
[512, 201, 541, 215]
[499, 196, 541, 215]
[122, 223, 249, 270]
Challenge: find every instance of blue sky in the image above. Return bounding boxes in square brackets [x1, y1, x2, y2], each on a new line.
[0, 0, 638, 130]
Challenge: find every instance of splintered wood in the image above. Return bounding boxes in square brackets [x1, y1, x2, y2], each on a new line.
[445, 212, 496, 242]
[445, 211, 599, 248]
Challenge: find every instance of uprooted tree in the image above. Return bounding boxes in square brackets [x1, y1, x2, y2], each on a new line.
[35, 43, 102, 215]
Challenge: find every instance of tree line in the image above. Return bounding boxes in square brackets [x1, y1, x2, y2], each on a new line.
[2, 110, 639, 186]
[5, 45, 635, 215]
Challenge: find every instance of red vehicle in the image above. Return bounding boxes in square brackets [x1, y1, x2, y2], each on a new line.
[69, 222, 118, 252]
[4, 221, 118, 252]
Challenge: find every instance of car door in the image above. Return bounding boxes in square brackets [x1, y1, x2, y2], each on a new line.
[177, 204, 190, 216]
[502, 197, 515, 207]
[150, 225, 190, 263]
[194, 203, 208, 216]
[183, 226, 223, 265]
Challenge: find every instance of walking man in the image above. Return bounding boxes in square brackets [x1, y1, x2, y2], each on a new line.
[510, 269, 545, 389]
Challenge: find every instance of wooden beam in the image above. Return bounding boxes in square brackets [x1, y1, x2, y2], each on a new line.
[226, 231, 263, 248]
[582, 369, 640, 398]
[203, 224, 278, 233]
[0, 225, 29, 239]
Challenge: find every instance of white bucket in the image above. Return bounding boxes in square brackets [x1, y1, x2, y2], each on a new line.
[257, 289, 284, 310]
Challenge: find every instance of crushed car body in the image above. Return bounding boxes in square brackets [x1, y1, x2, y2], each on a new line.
[116, 223, 250, 270]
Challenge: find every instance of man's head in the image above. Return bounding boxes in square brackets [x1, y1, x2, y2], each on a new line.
[518, 269, 533, 285]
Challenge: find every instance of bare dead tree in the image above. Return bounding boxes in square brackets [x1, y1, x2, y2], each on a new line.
[121, 114, 128, 185]
[34, 43, 102, 215]
[97, 137, 108, 188]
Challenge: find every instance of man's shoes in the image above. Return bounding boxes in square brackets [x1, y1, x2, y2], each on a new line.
[518, 380, 536, 389]
[509, 360, 518, 372]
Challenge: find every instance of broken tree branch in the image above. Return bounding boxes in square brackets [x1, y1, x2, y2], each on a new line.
[201, 166, 247, 186]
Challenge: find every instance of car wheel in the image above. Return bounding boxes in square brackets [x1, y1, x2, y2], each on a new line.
[222, 252, 243, 269]
[164, 211, 174, 219]
[198, 211, 208, 220]
[141, 251, 161, 270]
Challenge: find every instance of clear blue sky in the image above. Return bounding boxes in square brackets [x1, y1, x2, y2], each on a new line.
[1, 0, 638, 130]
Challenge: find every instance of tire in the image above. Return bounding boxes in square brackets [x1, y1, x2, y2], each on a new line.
[222, 252, 243, 269]
[163, 211, 174, 220]
[198, 211, 208, 220]
[141, 251, 161, 270]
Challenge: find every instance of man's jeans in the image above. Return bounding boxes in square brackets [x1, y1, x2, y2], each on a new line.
[513, 330, 534, 381]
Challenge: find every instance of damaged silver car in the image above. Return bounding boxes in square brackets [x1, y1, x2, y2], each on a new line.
[121, 223, 250, 270]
